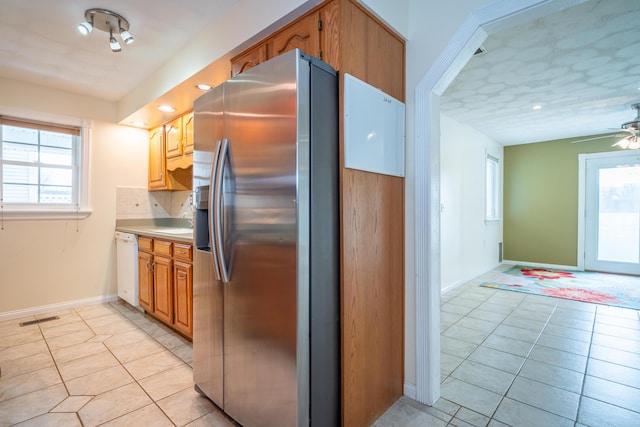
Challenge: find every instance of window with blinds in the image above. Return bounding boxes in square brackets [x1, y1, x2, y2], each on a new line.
[1, 116, 81, 207]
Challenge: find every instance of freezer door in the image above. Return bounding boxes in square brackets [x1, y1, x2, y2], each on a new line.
[222, 51, 310, 427]
[193, 84, 225, 407]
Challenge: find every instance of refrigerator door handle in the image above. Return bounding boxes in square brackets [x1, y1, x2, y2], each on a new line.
[214, 138, 231, 283]
[209, 140, 222, 281]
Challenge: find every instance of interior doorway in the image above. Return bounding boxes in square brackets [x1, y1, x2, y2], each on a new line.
[581, 151, 640, 275]
[413, 0, 587, 405]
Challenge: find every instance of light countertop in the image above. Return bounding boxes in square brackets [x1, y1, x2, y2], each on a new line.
[116, 218, 193, 243]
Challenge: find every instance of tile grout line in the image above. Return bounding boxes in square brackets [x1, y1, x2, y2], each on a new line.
[572, 304, 598, 427]
[2, 303, 215, 427]
[91, 305, 192, 426]
[24, 305, 188, 427]
[34, 307, 93, 427]
[105, 302, 192, 427]
[483, 297, 579, 424]
[442, 288, 562, 423]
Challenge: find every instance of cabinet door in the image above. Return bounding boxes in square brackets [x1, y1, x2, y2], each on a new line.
[138, 251, 154, 312]
[268, 12, 320, 59]
[165, 117, 183, 159]
[231, 44, 267, 77]
[173, 261, 193, 337]
[153, 255, 173, 325]
[182, 112, 194, 155]
[148, 127, 166, 190]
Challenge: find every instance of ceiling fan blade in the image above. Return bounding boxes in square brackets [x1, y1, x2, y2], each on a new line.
[571, 134, 627, 144]
[607, 128, 634, 133]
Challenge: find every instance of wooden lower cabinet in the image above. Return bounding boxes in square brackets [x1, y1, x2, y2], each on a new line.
[153, 255, 174, 325]
[173, 261, 193, 337]
[137, 250, 154, 313]
[137, 236, 193, 339]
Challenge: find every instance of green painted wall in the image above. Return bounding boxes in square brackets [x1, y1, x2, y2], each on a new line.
[503, 135, 621, 266]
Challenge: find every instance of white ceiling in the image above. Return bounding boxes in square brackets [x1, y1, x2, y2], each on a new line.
[0, 0, 236, 102]
[1, 0, 638, 143]
[440, 0, 640, 145]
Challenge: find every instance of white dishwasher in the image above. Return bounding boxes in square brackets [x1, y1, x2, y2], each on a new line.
[115, 231, 139, 307]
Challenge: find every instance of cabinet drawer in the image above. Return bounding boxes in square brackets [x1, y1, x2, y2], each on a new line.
[174, 243, 193, 262]
[154, 239, 173, 256]
[138, 236, 153, 252]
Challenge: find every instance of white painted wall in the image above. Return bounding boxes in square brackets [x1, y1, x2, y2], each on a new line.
[0, 0, 322, 317]
[357, 0, 409, 38]
[440, 114, 502, 292]
[0, 79, 148, 315]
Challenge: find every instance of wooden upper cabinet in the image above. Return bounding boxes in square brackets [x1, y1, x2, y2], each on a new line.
[231, 10, 323, 78]
[165, 117, 183, 160]
[268, 11, 320, 60]
[182, 112, 194, 155]
[231, 44, 267, 77]
[148, 126, 166, 190]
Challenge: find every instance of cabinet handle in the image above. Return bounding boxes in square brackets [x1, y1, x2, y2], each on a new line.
[177, 250, 186, 254]
[177, 272, 187, 279]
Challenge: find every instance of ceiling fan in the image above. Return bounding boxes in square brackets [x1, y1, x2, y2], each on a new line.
[572, 103, 640, 149]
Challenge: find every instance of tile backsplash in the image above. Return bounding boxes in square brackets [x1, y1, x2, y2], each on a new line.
[116, 187, 193, 220]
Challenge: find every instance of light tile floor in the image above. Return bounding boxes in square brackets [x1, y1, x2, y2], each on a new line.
[0, 300, 236, 427]
[374, 265, 640, 427]
[2, 265, 639, 426]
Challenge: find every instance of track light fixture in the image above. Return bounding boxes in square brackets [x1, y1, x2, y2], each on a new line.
[78, 8, 134, 53]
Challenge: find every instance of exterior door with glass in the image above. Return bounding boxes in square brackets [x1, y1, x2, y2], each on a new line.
[584, 151, 640, 275]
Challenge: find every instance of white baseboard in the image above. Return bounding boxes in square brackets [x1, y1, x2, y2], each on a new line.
[0, 295, 119, 322]
[441, 280, 464, 295]
[502, 260, 580, 271]
[404, 382, 417, 400]
[441, 262, 502, 294]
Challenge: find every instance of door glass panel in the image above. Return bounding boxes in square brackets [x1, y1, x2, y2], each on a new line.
[597, 165, 640, 263]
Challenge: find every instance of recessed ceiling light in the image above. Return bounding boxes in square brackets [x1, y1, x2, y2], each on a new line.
[196, 84, 212, 91]
[532, 105, 542, 110]
[158, 105, 176, 113]
[131, 121, 147, 128]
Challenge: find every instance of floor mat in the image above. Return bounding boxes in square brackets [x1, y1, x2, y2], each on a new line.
[480, 265, 640, 310]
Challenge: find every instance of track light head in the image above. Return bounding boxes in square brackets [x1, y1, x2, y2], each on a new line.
[109, 29, 122, 53]
[78, 21, 93, 35]
[120, 29, 134, 45]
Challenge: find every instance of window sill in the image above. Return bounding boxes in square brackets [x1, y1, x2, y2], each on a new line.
[1, 209, 93, 221]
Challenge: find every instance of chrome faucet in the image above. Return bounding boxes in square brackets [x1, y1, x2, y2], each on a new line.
[181, 212, 193, 228]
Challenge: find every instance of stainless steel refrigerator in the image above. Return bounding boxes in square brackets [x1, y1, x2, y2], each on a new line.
[192, 49, 339, 427]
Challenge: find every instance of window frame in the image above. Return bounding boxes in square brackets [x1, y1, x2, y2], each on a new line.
[485, 152, 501, 222]
[0, 114, 92, 220]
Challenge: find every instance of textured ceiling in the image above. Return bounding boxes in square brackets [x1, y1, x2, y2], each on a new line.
[0, 0, 236, 101]
[440, 0, 640, 145]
